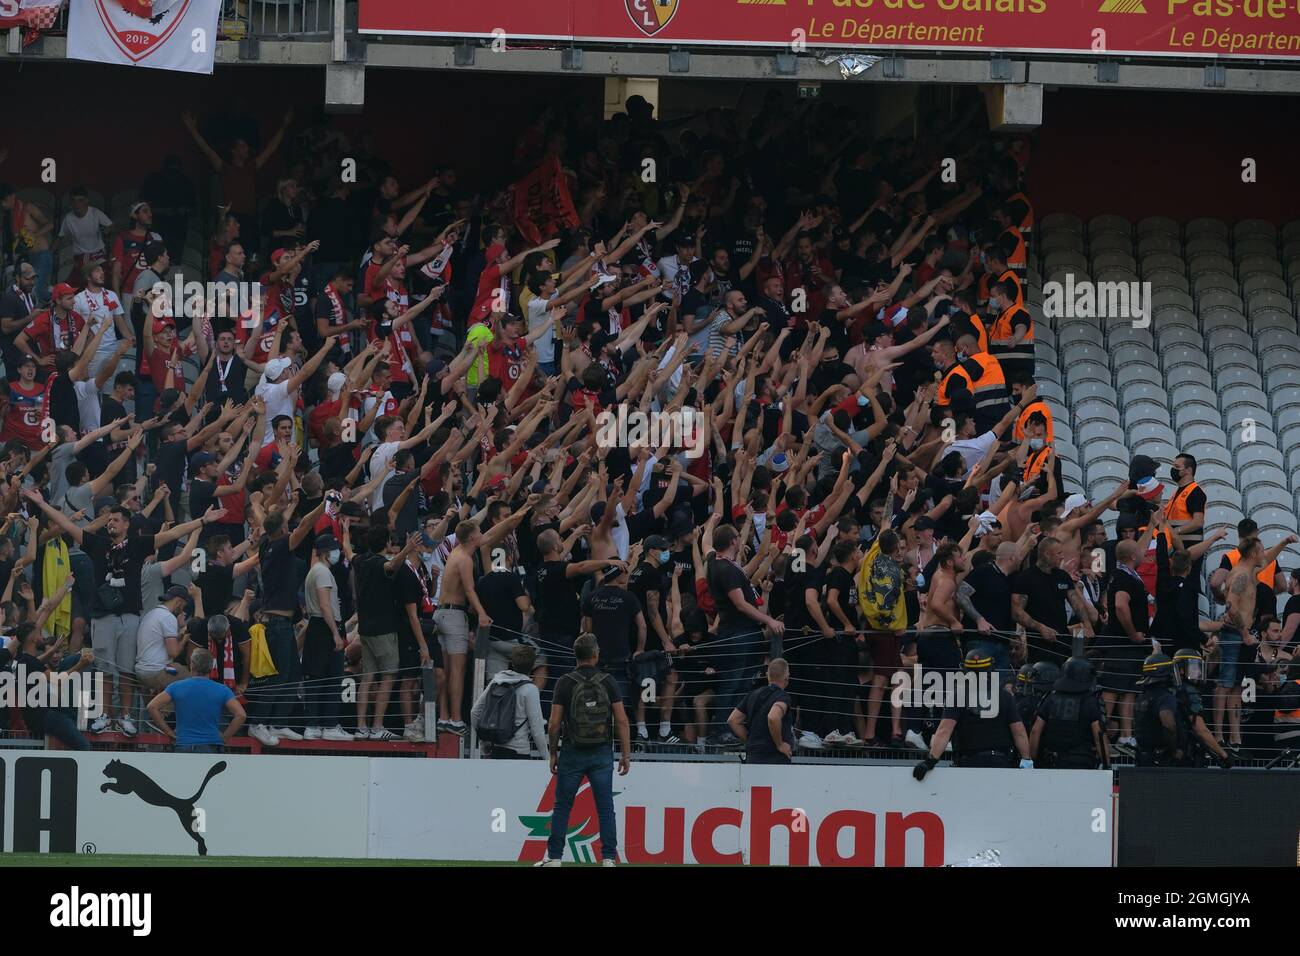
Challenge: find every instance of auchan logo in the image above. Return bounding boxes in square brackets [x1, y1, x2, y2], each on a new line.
[625, 0, 678, 37]
[518, 782, 945, 866]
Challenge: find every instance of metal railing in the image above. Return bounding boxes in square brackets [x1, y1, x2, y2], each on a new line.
[27, 0, 338, 41]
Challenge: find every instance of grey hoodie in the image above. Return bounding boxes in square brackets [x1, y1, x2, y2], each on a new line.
[470, 669, 549, 758]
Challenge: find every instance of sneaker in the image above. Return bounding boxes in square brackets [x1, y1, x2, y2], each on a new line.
[657, 733, 682, 745]
[436, 719, 454, 734]
[250, 724, 281, 747]
[824, 731, 847, 746]
[534, 858, 563, 867]
[272, 726, 304, 741]
[323, 725, 355, 742]
[842, 733, 865, 749]
[636, 728, 650, 741]
[601, 859, 617, 867]
[89, 715, 111, 734]
[404, 722, 425, 743]
[447, 721, 469, 737]
[798, 731, 824, 751]
[370, 728, 399, 741]
[353, 726, 371, 740]
[117, 717, 138, 737]
[905, 729, 928, 751]
[303, 726, 323, 740]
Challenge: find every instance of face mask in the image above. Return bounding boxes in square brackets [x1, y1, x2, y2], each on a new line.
[915, 572, 926, 588]
[956, 351, 968, 362]
[1028, 437, 1045, 451]
[857, 395, 869, 407]
[328, 550, 341, 565]
[659, 551, 671, 565]
[1169, 466, 1181, 481]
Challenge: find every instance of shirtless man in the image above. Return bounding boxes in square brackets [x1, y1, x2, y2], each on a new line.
[433, 519, 493, 735]
[919, 542, 966, 632]
[1219, 533, 1296, 746]
[1001, 449, 1057, 542]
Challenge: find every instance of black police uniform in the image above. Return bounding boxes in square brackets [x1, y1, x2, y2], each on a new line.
[1135, 682, 1186, 766]
[941, 688, 1022, 767]
[1037, 687, 1103, 768]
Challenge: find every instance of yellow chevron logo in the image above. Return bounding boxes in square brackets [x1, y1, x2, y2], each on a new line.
[738, 0, 787, 4]
[1098, 0, 1146, 12]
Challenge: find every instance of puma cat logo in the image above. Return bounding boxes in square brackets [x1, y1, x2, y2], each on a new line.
[100, 759, 227, 855]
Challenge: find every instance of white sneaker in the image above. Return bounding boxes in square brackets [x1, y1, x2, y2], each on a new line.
[601, 859, 617, 867]
[250, 724, 281, 747]
[117, 717, 138, 737]
[354, 726, 371, 739]
[370, 727, 398, 741]
[303, 726, 323, 740]
[534, 858, 563, 867]
[905, 730, 928, 751]
[323, 725, 354, 742]
[824, 731, 846, 745]
[90, 715, 111, 733]
[273, 726, 304, 741]
[404, 717, 425, 742]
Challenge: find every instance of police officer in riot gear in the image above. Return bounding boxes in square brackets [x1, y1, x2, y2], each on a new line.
[1030, 656, 1108, 769]
[1134, 652, 1194, 767]
[1013, 664, 1037, 726]
[1172, 647, 1234, 768]
[913, 649, 1032, 779]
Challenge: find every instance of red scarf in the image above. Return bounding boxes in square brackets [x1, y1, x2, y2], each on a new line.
[210, 634, 238, 690]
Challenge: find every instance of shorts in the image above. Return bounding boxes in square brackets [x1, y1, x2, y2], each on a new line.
[360, 632, 399, 675]
[138, 665, 190, 696]
[399, 623, 444, 671]
[869, 632, 902, 678]
[433, 607, 471, 655]
[1217, 627, 1242, 689]
[1096, 635, 1145, 694]
[91, 613, 140, 678]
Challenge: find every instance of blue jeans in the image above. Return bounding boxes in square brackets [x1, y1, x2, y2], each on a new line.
[1217, 627, 1242, 689]
[44, 711, 90, 751]
[546, 745, 619, 862]
[712, 623, 767, 733]
[175, 744, 224, 753]
[248, 615, 300, 725]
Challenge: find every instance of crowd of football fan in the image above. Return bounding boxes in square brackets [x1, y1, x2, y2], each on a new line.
[0, 89, 1297, 766]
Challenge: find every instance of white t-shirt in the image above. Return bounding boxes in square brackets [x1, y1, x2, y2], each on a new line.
[74, 287, 124, 353]
[944, 431, 1000, 474]
[59, 207, 113, 256]
[136, 605, 179, 674]
[527, 296, 556, 364]
[255, 379, 293, 443]
[369, 440, 401, 511]
[74, 379, 101, 433]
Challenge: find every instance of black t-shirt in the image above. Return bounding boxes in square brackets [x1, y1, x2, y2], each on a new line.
[380, 471, 421, 535]
[824, 565, 858, 632]
[553, 665, 622, 749]
[354, 552, 399, 636]
[582, 585, 642, 664]
[627, 560, 669, 645]
[708, 555, 755, 631]
[818, 307, 851, 356]
[1282, 595, 1300, 650]
[1105, 566, 1151, 640]
[195, 562, 235, 619]
[964, 563, 1015, 635]
[259, 536, 299, 615]
[781, 565, 824, 632]
[1012, 564, 1074, 637]
[153, 439, 189, 516]
[207, 354, 249, 405]
[190, 478, 217, 524]
[536, 559, 582, 639]
[623, 507, 665, 548]
[739, 683, 795, 756]
[477, 569, 526, 642]
[394, 561, 432, 646]
[82, 530, 157, 617]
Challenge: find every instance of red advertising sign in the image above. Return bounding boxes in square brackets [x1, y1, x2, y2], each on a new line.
[359, 0, 1300, 60]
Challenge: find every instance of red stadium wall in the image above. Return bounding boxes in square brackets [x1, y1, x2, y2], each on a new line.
[1029, 88, 1300, 226]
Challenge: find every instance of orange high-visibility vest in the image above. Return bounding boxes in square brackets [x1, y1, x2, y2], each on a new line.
[938, 352, 1008, 411]
[1001, 226, 1027, 271]
[1275, 680, 1300, 742]
[1222, 547, 1276, 587]
[1007, 191, 1035, 235]
[990, 303, 1034, 367]
[968, 314, 989, 355]
[1161, 482, 1204, 545]
[1023, 445, 1051, 484]
[1014, 400, 1054, 444]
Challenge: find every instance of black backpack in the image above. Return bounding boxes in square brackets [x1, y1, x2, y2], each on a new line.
[476, 680, 526, 745]
[565, 670, 612, 746]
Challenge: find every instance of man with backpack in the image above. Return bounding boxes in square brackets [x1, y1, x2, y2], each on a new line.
[471, 644, 548, 760]
[538, 633, 631, 867]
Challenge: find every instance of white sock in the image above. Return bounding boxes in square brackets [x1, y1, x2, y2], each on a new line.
[659, 722, 672, 737]
[636, 722, 648, 737]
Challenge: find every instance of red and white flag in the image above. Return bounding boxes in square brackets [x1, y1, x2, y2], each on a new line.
[0, 0, 66, 31]
[67, 0, 220, 74]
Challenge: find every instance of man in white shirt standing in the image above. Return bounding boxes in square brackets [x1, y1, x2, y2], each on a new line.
[254, 335, 337, 443]
[73, 261, 132, 391]
[58, 187, 114, 286]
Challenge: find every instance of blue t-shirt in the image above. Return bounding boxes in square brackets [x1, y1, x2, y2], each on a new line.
[169, 677, 235, 747]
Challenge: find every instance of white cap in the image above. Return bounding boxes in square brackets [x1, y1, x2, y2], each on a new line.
[1060, 492, 1089, 518]
[327, 372, 347, 395]
[263, 357, 292, 382]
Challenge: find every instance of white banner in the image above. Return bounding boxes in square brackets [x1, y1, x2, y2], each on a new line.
[369, 761, 1114, 866]
[0, 750, 1112, 865]
[0, 751, 369, 858]
[67, 0, 221, 75]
